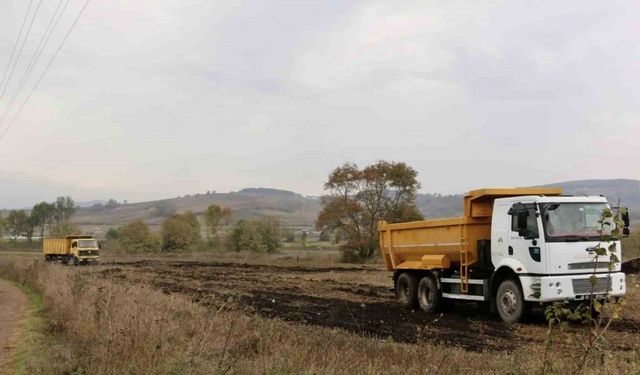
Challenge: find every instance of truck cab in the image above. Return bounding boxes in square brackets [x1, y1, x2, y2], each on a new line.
[492, 196, 626, 310]
[70, 237, 101, 265]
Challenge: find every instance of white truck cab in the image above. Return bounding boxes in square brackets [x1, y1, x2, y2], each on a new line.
[492, 196, 626, 304]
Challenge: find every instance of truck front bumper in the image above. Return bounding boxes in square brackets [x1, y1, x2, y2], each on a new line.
[522, 273, 626, 302]
[78, 257, 100, 263]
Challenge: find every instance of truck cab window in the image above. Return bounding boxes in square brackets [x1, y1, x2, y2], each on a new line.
[511, 207, 539, 238]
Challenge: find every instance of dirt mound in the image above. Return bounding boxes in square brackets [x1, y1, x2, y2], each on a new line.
[622, 258, 640, 274]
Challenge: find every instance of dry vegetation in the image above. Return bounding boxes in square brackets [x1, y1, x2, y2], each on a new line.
[0, 252, 639, 375]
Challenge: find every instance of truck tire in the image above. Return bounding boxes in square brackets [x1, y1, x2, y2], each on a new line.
[68, 256, 78, 267]
[496, 279, 524, 323]
[417, 275, 442, 313]
[396, 272, 418, 308]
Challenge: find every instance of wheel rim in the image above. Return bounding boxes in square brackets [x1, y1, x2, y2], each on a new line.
[500, 289, 517, 315]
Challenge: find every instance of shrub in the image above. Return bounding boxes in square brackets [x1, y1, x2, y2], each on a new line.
[161, 212, 201, 251]
[227, 217, 281, 252]
[116, 220, 159, 252]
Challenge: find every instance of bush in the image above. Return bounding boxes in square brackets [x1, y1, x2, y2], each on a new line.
[116, 220, 159, 253]
[161, 212, 201, 251]
[227, 217, 281, 252]
[105, 227, 118, 240]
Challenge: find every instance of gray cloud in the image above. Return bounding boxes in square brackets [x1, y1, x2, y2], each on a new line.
[0, 0, 638, 208]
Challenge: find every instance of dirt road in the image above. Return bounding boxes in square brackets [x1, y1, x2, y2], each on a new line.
[96, 260, 640, 352]
[0, 280, 28, 374]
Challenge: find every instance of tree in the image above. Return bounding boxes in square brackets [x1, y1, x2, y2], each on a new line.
[227, 217, 282, 253]
[204, 204, 222, 242]
[0, 216, 8, 237]
[161, 212, 201, 251]
[117, 220, 157, 252]
[54, 196, 75, 225]
[30, 202, 55, 240]
[316, 161, 423, 259]
[6, 210, 29, 238]
[162, 215, 200, 251]
[105, 199, 119, 209]
[105, 227, 118, 240]
[301, 230, 308, 249]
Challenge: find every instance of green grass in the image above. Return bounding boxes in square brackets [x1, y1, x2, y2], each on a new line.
[11, 282, 47, 375]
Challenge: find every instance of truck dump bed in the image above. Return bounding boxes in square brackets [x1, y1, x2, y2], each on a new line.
[378, 188, 562, 290]
[43, 239, 71, 255]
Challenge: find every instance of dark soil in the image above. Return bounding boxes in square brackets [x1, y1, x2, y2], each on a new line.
[622, 258, 640, 274]
[92, 259, 640, 352]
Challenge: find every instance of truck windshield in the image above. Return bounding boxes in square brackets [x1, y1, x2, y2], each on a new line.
[542, 203, 609, 241]
[78, 240, 98, 248]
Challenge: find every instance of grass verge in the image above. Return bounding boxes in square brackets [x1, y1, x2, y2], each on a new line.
[10, 283, 46, 375]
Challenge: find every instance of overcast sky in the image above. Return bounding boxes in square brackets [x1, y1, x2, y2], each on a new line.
[0, 0, 638, 208]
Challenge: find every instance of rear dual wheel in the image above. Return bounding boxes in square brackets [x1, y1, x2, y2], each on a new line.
[417, 275, 442, 313]
[396, 272, 443, 312]
[396, 273, 418, 308]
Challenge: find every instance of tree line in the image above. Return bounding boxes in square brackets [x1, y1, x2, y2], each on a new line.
[106, 204, 283, 253]
[0, 196, 78, 243]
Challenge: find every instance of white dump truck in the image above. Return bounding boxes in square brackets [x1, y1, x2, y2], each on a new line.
[378, 188, 630, 323]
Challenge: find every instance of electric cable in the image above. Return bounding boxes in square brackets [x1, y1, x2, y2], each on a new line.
[0, 0, 91, 142]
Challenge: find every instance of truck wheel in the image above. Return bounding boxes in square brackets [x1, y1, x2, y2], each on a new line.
[496, 279, 524, 323]
[396, 272, 418, 308]
[68, 256, 78, 267]
[418, 275, 442, 313]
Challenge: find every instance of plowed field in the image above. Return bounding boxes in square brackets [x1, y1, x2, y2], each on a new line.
[94, 259, 640, 352]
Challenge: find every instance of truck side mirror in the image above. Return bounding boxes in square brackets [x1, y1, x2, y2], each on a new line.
[623, 227, 630, 236]
[98, 243, 102, 250]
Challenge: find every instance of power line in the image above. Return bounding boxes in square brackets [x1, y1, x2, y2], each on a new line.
[0, 0, 91, 142]
[0, 0, 44, 100]
[0, 0, 35, 101]
[0, 0, 70, 126]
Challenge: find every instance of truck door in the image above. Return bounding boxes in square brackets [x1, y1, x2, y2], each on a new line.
[506, 203, 547, 274]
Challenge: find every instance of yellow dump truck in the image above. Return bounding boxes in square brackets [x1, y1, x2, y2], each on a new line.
[379, 188, 630, 323]
[43, 235, 100, 265]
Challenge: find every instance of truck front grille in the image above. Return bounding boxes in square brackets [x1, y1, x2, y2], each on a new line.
[568, 262, 610, 270]
[79, 250, 98, 256]
[572, 277, 611, 295]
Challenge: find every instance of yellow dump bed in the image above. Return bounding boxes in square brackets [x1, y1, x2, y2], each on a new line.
[378, 188, 562, 272]
[43, 238, 71, 255]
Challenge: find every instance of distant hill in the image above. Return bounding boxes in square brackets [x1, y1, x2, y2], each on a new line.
[66, 179, 639, 236]
[72, 189, 322, 236]
[538, 179, 640, 209]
